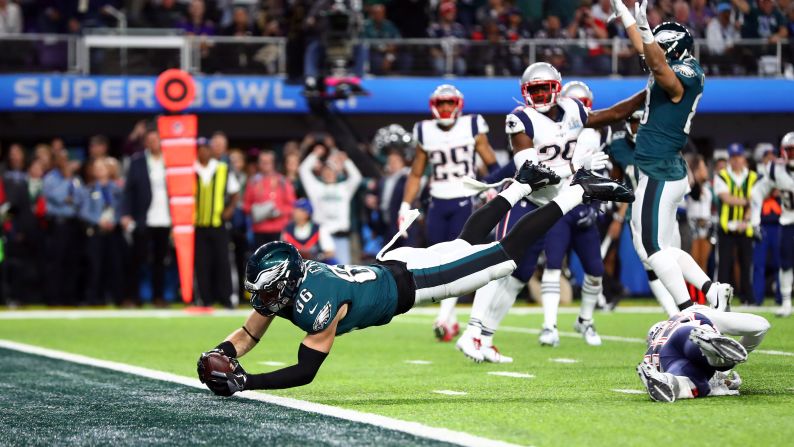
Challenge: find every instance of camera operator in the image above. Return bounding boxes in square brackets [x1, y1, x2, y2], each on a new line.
[303, 0, 365, 93]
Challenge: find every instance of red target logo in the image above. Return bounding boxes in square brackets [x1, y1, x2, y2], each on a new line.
[155, 69, 196, 112]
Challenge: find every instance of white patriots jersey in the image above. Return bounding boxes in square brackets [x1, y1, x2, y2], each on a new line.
[414, 114, 488, 199]
[757, 162, 794, 225]
[645, 311, 718, 371]
[505, 98, 588, 206]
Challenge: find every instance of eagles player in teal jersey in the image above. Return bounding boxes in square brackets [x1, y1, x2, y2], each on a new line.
[610, 0, 732, 313]
[196, 161, 634, 395]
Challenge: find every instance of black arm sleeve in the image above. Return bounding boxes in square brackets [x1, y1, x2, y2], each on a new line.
[244, 343, 328, 390]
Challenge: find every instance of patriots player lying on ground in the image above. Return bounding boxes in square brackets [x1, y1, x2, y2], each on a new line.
[196, 161, 634, 396]
[638, 306, 770, 402]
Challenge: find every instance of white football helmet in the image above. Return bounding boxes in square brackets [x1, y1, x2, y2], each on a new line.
[781, 131, 794, 166]
[561, 80, 593, 108]
[429, 84, 464, 127]
[520, 62, 562, 113]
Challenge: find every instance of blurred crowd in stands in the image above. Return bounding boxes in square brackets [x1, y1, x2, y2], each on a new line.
[0, 0, 792, 76]
[0, 119, 790, 309]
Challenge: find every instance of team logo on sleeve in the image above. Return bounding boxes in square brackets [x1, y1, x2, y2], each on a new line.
[313, 302, 332, 331]
[672, 64, 696, 78]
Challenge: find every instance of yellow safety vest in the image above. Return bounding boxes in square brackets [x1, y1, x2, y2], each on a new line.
[718, 169, 757, 237]
[195, 162, 229, 228]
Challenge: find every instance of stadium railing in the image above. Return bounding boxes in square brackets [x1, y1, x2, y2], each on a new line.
[0, 34, 789, 78]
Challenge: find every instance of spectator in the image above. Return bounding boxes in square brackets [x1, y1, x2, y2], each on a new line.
[591, 0, 612, 23]
[144, 0, 186, 28]
[428, 2, 468, 76]
[672, 1, 696, 34]
[181, 0, 215, 35]
[282, 145, 304, 198]
[361, 3, 401, 75]
[737, 0, 788, 42]
[122, 120, 148, 156]
[689, 0, 715, 37]
[504, 8, 531, 75]
[473, 20, 511, 76]
[43, 149, 82, 305]
[535, 15, 569, 39]
[714, 143, 758, 304]
[281, 198, 335, 262]
[210, 130, 229, 163]
[222, 6, 255, 36]
[3, 144, 34, 303]
[77, 157, 124, 306]
[707, 3, 741, 56]
[299, 147, 362, 265]
[193, 138, 240, 308]
[379, 149, 415, 247]
[228, 148, 249, 301]
[751, 143, 782, 305]
[685, 154, 713, 272]
[243, 150, 295, 248]
[475, 0, 510, 30]
[121, 129, 173, 307]
[566, 3, 610, 75]
[0, 0, 23, 34]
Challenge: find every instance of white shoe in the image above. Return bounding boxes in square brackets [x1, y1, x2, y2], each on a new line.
[455, 332, 484, 363]
[688, 326, 747, 368]
[636, 361, 676, 403]
[573, 318, 602, 346]
[539, 326, 560, 347]
[707, 282, 733, 311]
[480, 345, 513, 363]
[775, 304, 792, 318]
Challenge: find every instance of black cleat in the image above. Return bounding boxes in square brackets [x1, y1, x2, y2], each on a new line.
[571, 168, 634, 203]
[514, 161, 561, 191]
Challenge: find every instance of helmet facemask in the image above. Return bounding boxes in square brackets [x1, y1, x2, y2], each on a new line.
[245, 256, 304, 316]
[430, 96, 463, 127]
[522, 80, 561, 113]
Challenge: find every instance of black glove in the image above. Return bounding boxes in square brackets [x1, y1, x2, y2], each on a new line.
[207, 358, 248, 397]
[196, 348, 225, 384]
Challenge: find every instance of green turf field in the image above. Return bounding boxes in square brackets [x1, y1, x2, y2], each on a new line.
[1, 307, 793, 447]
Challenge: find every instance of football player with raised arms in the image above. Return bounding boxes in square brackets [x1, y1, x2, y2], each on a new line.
[638, 305, 769, 402]
[455, 62, 647, 362]
[610, 0, 733, 312]
[399, 84, 499, 342]
[196, 161, 634, 396]
[752, 131, 794, 317]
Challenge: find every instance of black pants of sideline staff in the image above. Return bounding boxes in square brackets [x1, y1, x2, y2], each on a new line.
[195, 226, 232, 308]
[717, 230, 753, 304]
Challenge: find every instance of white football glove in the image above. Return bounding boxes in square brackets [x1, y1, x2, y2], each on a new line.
[575, 152, 610, 171]
[634, 0, 654, 44]
[609, 0, 636, 27]
[398, 202, 412, 238]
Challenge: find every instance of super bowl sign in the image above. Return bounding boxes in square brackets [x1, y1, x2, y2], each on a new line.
[1, 75, 304, 112]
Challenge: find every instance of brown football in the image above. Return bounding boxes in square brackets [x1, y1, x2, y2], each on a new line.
[201, 352, 234, 382]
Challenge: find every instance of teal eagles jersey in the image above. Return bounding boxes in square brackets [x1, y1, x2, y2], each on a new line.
[278, 261, 400, 335]
[635, 57, 704, 181]
[606, 130, 636, 176]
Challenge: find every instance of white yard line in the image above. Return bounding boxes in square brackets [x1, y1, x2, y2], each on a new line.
[405, 360, 433, 365]
[611, 389, 646, 395]
[487, 372, 534, 379]
[549, 358, 579, 364]
[432, 390, 468, 396]
[0, 339, 522, 447]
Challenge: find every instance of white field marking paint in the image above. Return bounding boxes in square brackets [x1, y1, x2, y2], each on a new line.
[404, 360, 433, 365]
[0, 309, 252, 319]
[755, 350, 794, 357]
[549, 358, 579, 364]
[432, 390, 468, 396]
[258, 361, 286, 366]
[406, 306, 784, 316]
[611, 389, 646, 395]
[0, 340, 522, 447]
[487, 372, 534, 379]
